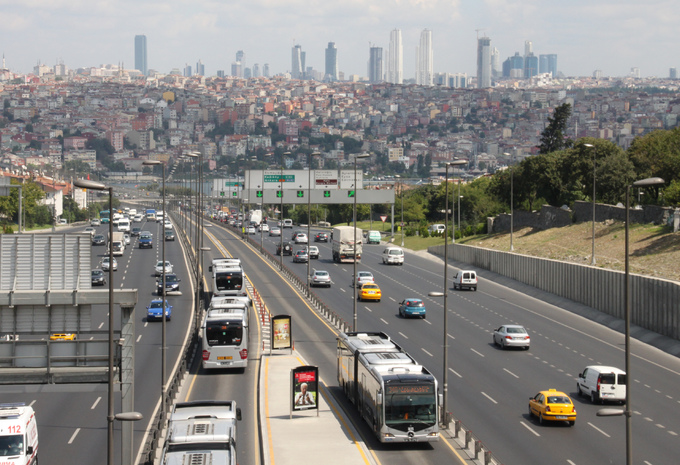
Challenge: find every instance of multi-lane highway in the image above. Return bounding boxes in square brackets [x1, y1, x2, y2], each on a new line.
[2, 211, 679, 465]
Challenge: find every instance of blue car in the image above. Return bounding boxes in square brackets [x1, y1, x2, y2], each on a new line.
[398, 298, 426, 319]
[146, 299, 172, 321]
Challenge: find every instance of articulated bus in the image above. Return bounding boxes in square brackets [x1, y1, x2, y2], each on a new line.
[201, 308, 248, 370]
[337, 332, 440, 443]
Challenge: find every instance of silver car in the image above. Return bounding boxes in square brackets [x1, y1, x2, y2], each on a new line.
[269, 227, 281, 236]
[353, 271, 374, 287]
[493, 324, 530, 350]
[101, 257, 118, 272]
[155, 260, 173, 276]
[310, 270, 331, 288]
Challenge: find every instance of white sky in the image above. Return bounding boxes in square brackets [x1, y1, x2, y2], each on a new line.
[2, 0, 679, 79]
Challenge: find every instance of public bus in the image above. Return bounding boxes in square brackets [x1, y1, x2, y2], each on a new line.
[337, 332, 440, 443]
[209, 258, 246, 297]
[99, 210, 110, 223]
[201, 308, 248, 370]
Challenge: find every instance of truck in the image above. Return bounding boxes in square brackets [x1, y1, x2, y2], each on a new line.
[145, 209, 156, 221]
[332, 226, 363, 263]
[108, 231, 125, 256]
[0, 403, 39, 464]
[248, 209, 262, 226]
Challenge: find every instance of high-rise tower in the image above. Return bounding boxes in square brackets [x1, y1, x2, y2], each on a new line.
[539, 54, 558, 77]
[416, 29, 433, 86]
[291, 45, 305, 79]
[369, 47, 383, 83]
[477, 36, 491, 88]
[134, 35, 147, 76]
[325, 42, 338, 82]
[387, 29, 403, 84]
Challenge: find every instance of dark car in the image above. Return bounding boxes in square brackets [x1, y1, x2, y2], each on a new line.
[314, 232, 329, 242]
[139, 232, 153, 249]
[91, 269, 106, 286]
[276, 241, 293, 256]
[131, 227, 142, 237]
[92, 234, 106, 246]
[164, 230, 175, 241]
[157, 273, 181, 294]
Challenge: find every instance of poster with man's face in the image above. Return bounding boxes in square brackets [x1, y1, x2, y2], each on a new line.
[292, 366, 318, 411]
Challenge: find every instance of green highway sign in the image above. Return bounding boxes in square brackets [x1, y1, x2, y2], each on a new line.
[297, 191, 304, 198]
[264, 174, 295, 183]
[225, 182, 239, 186]
[232, 192, 238, 197]
[324, 191, 331, 198]
[348, 190, 355, 198]
[276, 190, 283, 198]
[256, 190, 263, 198]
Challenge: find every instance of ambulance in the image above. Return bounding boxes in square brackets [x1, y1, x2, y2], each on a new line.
[0, 404, 38, 464]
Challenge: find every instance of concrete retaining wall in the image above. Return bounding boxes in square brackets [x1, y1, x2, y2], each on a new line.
[429, 243, 680, 341]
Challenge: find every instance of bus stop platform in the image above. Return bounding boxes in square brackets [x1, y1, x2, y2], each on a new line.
[259, 351, 375, 465]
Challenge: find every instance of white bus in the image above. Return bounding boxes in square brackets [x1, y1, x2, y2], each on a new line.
[209, 258, 246, 297]
[202, 309, 248, 370]
[337, 332, 440, 443]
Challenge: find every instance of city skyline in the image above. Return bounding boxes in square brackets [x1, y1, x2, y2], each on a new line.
[2, 1, 679, 79]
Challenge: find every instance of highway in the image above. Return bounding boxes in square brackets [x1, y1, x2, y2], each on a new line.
[2, 211, 679, 465]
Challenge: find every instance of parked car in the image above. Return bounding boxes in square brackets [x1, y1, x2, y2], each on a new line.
[276, 242, 293, 256]
[155, 260, 173, 276]
[428, 224, 446, 234]
[157, 274, 181, 294]
[307, 245, 319, 259]
[310, 270, 331, 287]
[293, 249, 309, 263]
[452, 270, 477, 291]
[398, 298, 426, 318]
[101, 256, 118, 272]
[493, 325, 530, 349]
[528, 389, 576, 426]
[91, 269, 106, 286]
[146, 299, 172, 321]
[358, 283, 382, 302]
[576, 366, 626, 404]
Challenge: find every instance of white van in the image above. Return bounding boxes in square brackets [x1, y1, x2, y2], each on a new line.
[282, 219, 293, 228]
[452, 270, 477, 291]
[0, 404, 39, 464]
[117, 218, 130, 232]
[382, 247, 404, 265]
[577, 366, 626, 404]
[366, 230, 381, 244]
[428, 224, 446, 234]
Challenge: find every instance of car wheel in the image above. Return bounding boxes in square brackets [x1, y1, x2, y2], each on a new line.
[568, 420, 575, 427]
[524, 345, 530, 350]
[576, 384, 582, 397]
[539, 413, 544, 425]
[501, 339, 506, 349]
[591, 391, 599, 404]
[422, 315, 426, 319]
[493, 335, 498, 346]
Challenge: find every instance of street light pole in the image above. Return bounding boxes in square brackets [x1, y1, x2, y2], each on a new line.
[307, 152, 320, 295]
[352, 153, 370, 331]
[143, 160, 166, 419]
[584, 143, 596, 265]
[74, 179, 114, 465]
[504, 152, 514, 251]
[400, 182, 404, 247]
[279, 152, 291, 270]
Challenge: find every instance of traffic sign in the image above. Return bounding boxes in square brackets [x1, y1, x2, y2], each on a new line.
[348, 190, 355, 198]
[277, 190, 283, 198]
[264, 174, 295, 183]
[323, 191, 331, 198]
[225, 182, 239, 187]
[256, 190, 263, 198]
[380, 215, 388, 223]
[297, 191, 304, 198]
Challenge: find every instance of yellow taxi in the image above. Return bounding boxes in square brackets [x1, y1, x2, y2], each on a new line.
[50, 333, 77, 341]
[528, 389, 576, 426]
[358, 283, 382, 302]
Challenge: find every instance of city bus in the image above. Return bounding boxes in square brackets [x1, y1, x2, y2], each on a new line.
[201, 308, 248, 370]
[209, 258, 246, 297]
[337, 332, 440, 443]
[99, 210, 110, 223]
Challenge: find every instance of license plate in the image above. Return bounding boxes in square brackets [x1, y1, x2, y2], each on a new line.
[555, 415, 567, 420]
[217, 356, 233, 360]
[220, 361, 233, 366]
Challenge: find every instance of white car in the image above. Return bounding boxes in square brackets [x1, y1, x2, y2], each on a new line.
[123, 233, 131, 245]
[307, 245, 320, 259]
[90, 218, 101, 226]
[269, 227, 281, 237]
[310, 270, 331, 287]
[155, 260, 173, 276]
[353, 271, 374, 287]
[247, 226, 257, 234]
[164, 221, 173, 230]
[259, 223, 270, 232]
[294, 233, 308, 244]
[84, 227, 96, 236]
[492, 325, 530, 349]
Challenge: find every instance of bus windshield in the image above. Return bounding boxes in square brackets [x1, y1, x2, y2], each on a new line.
[384, 384, 437, 426]
[205, 321, 243, 346]
[215, 272, 243, 292]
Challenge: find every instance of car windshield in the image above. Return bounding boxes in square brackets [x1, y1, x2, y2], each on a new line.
[149, 301, 168, 309]
[164, 275, 178, 283]
[92, 271, 103, 277]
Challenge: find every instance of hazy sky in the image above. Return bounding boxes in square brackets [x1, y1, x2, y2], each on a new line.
[2, 0, 679, 79]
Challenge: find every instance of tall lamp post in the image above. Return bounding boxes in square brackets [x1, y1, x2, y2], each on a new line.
[352, 153, 370, 331]
[503, 152, 514, 251]
[307, 152, 320, 294]
[400, 181, 405, 247]
[583, 143, 596, 265]
[74, 179, 115, 465]
[279, 152, 291, 270]
[597, 177, 664, 465]
[186, 152, 202, 316]
[142, 160, 167, 418]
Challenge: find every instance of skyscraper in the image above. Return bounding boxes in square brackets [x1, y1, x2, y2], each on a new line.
[524, 53, 538, 78]
[134, 35, 147, 76]
[325, 42, 338, 82]
[477, 36, 491, 88]
[263, 63, 270, 78]
[196, 59, 205, 76]
[416, 29, 433, 86]
[524, 40, 533, 57]
[369, 46, 383, 83]
[253, 63, 260, 78]
[292, 45, 304, 79]
[539, 54, 558, 77]
[387, 29, 403, 84]
[491, 47, 500, 77]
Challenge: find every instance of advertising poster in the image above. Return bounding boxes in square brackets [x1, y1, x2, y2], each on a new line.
[292, 366, 319, 412]
[271, 315, 292, 350]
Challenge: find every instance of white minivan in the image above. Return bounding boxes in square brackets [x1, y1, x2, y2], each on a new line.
[117, 218, 130, 232]
[577, 366, 626, 404]
[382, 247, 404, 265]
[0, 404, 39, 464]
[452, 270, 477, 291]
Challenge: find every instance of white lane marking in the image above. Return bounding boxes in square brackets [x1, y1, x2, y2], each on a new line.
[136, 335, 142, 343]
[98, 322, 104, 329]
[398, 332, 409, 339]
[91, 397, 101, 409]
[380, 318, 389, 325]
[421, 348, 434, 357]
[470, 348, 485, 357]
[520, 421, 540, 437]
[567, 461, 577, 465]
[389, 297, 396, 302]
[449, 367, 462, 378]
[68, 428, 80, 444]
[340, 288, 346, 293]
[588, 422, 611, 437]
[656, 424, 665, 429]
[448, 333, 455, 340]
[503, 368, 519, 378]
[669, 431, 678, 436]
[424, 319, 432, 325]
[481, 392, 498, 404]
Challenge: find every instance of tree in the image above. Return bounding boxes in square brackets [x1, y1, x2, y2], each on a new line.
[627, 127, 680, 186]
[538, 103, 572, 154]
